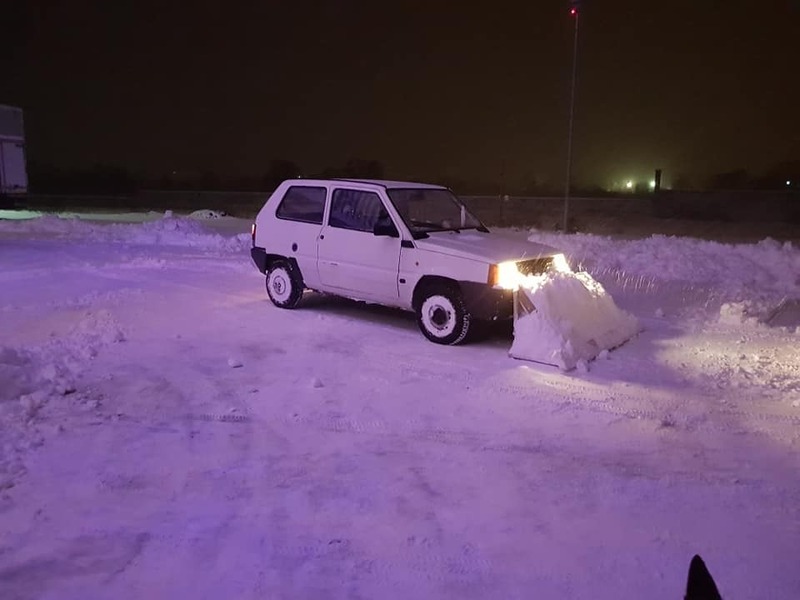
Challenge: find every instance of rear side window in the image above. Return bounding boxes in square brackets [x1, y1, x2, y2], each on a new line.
[329, 189, 389, 232]
[276, 186, 326, 224]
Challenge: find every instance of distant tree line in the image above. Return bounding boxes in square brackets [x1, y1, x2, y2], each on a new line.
[27, 158, 384, 194]
[705, 161, 800, 190]
[26, 159, 800, 196]
[28, 163, 139, 194]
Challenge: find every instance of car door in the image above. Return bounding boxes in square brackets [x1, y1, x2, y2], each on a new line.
[270, 184, 327, 290]
[317, 187, 401, 302]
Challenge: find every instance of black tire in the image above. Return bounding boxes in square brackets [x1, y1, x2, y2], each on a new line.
[415, 285, 471, 345]
[265, 259, 304, 309]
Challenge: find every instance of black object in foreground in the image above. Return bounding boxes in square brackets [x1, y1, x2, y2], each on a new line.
[685, 554, 722, 600]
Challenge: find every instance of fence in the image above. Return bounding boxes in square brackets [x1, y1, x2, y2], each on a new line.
[14, 189, 800, 242]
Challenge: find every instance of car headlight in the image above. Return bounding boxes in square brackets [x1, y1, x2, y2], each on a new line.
[489, 254, 571, 290]
[488, 261, 523, 290]
[551, 253, 572, 274]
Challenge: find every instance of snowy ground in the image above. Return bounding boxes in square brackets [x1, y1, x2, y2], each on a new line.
[1, 209, 799, 599]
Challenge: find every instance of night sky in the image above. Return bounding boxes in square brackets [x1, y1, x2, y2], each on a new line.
[3, 1, 799, 190]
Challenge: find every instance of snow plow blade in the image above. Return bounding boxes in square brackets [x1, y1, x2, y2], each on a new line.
[509, 270, 640, 370]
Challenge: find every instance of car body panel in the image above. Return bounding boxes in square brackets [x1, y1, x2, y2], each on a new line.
[397, 246, 491, 308]
[317, 225, 402, 302]
[414, 230, 558, 264]
[266, 217, 323, 290]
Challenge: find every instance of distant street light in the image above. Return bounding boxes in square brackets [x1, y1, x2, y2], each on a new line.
[563, 1, 580, 232]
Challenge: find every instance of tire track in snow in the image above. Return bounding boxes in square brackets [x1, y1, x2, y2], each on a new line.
[191, 417, 754, 493]
[189, 367, 800, 444]
[182, 408, 744, 486]
[227, 536, 494, 590]
[490, 375, 800, 432]
[190, 413, 252, 424]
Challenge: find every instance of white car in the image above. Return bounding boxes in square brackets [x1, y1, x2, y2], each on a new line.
[250, 179, 566, 345]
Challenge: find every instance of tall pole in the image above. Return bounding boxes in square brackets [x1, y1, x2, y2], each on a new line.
[563, 5, 580, 232]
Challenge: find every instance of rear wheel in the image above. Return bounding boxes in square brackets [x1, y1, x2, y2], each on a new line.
[266, 259, 304, 309]
[416, 286, 471, 345]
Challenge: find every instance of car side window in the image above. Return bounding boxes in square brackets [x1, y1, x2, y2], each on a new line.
[276, 186, 326, 224]
[329, 189, 390, 232]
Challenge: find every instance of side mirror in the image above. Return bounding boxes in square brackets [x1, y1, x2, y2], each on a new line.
[373, 219, 399, 238]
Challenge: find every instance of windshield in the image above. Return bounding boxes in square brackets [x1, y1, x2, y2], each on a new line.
[386, 188, 484, 236]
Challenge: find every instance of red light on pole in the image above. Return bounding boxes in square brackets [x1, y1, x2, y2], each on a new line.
[570, 7, 577, 15]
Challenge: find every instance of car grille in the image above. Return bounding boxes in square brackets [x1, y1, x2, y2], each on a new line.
[517, 257, 553, 276]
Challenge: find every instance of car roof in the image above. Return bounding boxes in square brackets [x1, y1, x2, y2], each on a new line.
[284, 178, 448, 190]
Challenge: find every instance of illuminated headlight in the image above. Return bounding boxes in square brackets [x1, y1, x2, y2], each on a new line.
[551, 253, 572, 274]
[488, 261, 523, 290]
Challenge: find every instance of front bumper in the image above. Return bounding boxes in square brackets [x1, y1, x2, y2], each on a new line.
[459, 281, 514, 321]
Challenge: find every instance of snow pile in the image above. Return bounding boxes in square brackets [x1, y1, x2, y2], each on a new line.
[113, 214, 246, 251]
[1, 347, 40, 406]
[718, 301, 765, 328]
[0, 313, 124, 410]
[0, 346, 76, 411]
[126, 215, 236, 248]
[0, 212, 250, 252]
[0, 209, 44, 220]
[0, 308, 129, 490]
[0, 345, 77, 491]
[509, 271, 640, 370]
[189, 209, 228, 219]
[714, 299, 800, 332]
[68, 309, 128, 357]
[0, 214, 83, 236]
[527, 231, 800, 302]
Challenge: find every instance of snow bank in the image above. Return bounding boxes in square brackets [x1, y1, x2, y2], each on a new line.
[0, 212, 250, 252]
[0, 345, 77, 491]
[188, 209, 228, 219]
[0, 209, 44, 220]
[527, 230, 800, 302]
[718, 301, 767, 328]
[509, 271, 640, 370]
[715, 299, 800, 333]
[0, 308, 128, 490]
[0, 346, 76, 409]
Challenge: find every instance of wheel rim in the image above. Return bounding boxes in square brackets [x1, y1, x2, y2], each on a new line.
[268, 268, 292, 303]
[421, 295, 456, 337]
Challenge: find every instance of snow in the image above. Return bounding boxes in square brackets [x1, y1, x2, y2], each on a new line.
[1, 209, 799, 599]
[509, 271, 641, 370]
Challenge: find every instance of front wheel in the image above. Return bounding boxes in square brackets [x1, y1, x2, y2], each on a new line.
[266, 259, 304, 309]
[416, 286, 471, 345]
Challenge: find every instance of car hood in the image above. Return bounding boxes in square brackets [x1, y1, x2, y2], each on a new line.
[413, 230, 559, 264]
